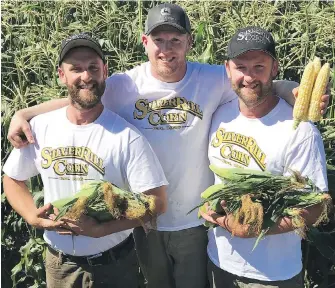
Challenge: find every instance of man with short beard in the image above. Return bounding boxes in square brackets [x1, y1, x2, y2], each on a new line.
[6, 4, 330, 288]
[67, 76, 105, 110]
[3, 33, 168, 288]
[202, 26, 328, 288]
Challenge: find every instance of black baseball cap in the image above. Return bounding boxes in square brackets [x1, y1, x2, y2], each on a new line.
[227, 26, 276, 60]
[58, 33, 105, 66]
[145, 3, 191, 35]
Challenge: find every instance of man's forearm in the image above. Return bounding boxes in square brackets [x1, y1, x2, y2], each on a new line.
[273, 80, 298, 106]
[144, 185, 167, 215]
[17, 98, 69, 121]
[267, 203, 324, 236]
[3, 175, 38, 225]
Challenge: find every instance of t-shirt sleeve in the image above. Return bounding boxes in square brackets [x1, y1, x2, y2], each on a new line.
[124, 135, 168, 193]
[102, 73, 137, 112]
[102, 75, 118, 110]
[273, 80, 299, 106]
[3, 146, 39, 181]
[218, 65, 237, 106]
[283, 125, 328, 192]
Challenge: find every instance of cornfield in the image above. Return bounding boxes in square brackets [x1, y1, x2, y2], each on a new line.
[1, 1, 334, 287]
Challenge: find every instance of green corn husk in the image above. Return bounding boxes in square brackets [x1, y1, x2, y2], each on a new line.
[190, 165, 333, 253]
[52, 181, 156, 223]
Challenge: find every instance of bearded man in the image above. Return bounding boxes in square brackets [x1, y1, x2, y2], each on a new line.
[3, 33, 168, 288]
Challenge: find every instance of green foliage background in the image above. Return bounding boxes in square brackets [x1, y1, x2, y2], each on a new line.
[1, 1, 335, 287]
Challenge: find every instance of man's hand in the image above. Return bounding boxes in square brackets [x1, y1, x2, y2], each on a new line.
[7, 112, 34, 149]
[199, 202, 256, 238]
[292, 87, 330, 115]
[29, 203, 69, 233]
[57, 214, 103, 238]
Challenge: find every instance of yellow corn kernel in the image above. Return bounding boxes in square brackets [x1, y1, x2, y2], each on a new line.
[293, 62, 315, 129]
[312, 57, 321, 80]
[308, 63, 330, 122]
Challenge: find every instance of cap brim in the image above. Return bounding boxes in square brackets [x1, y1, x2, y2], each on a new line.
[59, 39, 104, 65]
[146, 22, 188, 35]
[228, 49, 276, 60]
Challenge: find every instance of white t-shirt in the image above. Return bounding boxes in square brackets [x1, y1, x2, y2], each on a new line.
[102, 61, 236, 231]
[3, 107, 168, 256]
[207, 98, 328, 281]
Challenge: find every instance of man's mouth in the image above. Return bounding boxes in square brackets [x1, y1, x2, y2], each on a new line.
[241, 83, 259, 89]
[78, 84, 95, 90]
[159, 57, 175, 63]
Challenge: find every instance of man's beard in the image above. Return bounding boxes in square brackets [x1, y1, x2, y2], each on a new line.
[68, 80, 106, 110]
[232, 77, 273, 108]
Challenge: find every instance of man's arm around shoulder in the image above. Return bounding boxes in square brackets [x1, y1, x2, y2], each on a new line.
[8, 98, 69, 148]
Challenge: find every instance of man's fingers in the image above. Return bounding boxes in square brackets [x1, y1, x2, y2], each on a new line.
[53, 207, 60, 215]
[8, 134, 29, 149]
[60, 218, 78, 225]
[48, 214, 59, 221]
[199, 210, 216, 224]
[37, 203, 54, 217]
[22, 126, 35, 144]
[220, 200, 230, 214]
[47, 220, 77, 235]
[320, 94, 329, 115]
[55, 227, 77, 235]
[57, 231, 74, 236]
[292, 87, 299, 98]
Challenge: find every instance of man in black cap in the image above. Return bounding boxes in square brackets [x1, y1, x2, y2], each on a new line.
[6, 4, 329, 288]
[201, 26, 328, 288]
[3, 32, 168, 288]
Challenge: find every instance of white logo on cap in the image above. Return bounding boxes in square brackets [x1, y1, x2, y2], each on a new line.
[237, 28, 271, 44]
[161, 7, 171, 16]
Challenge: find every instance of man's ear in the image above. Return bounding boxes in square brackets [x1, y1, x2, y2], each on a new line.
[272, 60, 279, 79]
[103, 64, 108, 80]
[186, 35, 193, 52]
[142, 34, 148, 46]
[58, 66, 66, 85]
[225, 60, 231, 79]
[142, 34, 149, 54]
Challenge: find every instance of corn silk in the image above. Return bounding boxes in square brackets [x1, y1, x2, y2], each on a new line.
[189, 165, 333, 256]
[52, 181, 156, 227]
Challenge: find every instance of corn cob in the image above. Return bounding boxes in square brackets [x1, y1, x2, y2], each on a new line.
[53, 181, 156, 222]
[190, 164, 332, 251]
[308, 63, 330, 122]
[293, 61, 316, 129]
[312, 57, 321, 77]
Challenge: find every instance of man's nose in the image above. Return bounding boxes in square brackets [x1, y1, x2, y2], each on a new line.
[81, 70, 91, 82]
[244, 69, 256, 83]
[161, 40, 172, 52]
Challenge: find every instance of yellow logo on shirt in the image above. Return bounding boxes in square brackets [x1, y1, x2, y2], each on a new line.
[133, 97, 203, 128]
[211, 128, 266, 170]
[41, 146, 105, 176]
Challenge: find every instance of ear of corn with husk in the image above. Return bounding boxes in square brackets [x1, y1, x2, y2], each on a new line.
[190, 165, 333, 252]
[293, 57, 330, 129]
[52, 181, 156, 224]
